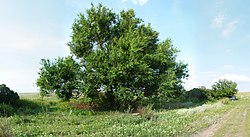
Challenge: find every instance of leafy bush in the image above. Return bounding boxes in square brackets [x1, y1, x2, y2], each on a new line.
[186, 88, 208, 102]
[37, 56, 82, 101]
[0, 104, 15, 116]
[0, 84, 19, 105]
[211, 79, 238, 99]
[189, 79, 239, 101]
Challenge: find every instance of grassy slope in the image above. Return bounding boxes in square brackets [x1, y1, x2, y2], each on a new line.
[0, 93, 241, 137]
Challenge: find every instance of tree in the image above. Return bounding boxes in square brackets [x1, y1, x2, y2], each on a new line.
[36, 56, 82, 101]
[68, 4, 188, 108]
[186, 88, 208, 102]
[0, 84, 19, 105]
[211, 79, 238, 99]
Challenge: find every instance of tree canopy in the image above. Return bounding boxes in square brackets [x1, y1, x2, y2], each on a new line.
[67, 4, 188, 108]
[37, 56, 82, 101]
[211, 79, 238, 99]
[37, 4, 188, 108]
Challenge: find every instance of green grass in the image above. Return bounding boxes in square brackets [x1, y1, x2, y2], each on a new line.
[211, 92, 250, 136]
[0, 93, 240, 136]
[244, 108, 250, 136]
[240, 92, 250, 136]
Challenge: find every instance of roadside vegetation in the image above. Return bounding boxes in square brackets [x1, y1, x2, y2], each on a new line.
[0, 92, 239, 136]
[0, 80, 240, 136]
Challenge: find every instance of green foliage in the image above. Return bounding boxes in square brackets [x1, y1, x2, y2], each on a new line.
[0, 92, 239, 137]
[186, 79, 238, 101]
[68, 4, 188, 108]
[211, 79, 238, 99]
[186, 88, 208, 102]
[0, 104, 15, 116]
[0, 84, 19, 105]
[36, 56, 82, 101]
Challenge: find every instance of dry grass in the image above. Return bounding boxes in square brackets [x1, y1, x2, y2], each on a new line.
[0, 119, 13, 137]
[135, 104, 156, 120]
[177, 101, 224, 115]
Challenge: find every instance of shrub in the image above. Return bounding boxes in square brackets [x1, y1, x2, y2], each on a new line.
[211, 79, 238, 99]
[136, 104, 156, 120]
[0, 104, 15, 116]
[0, 84, 19, 105]
[36, 57, 82, 101]
[204, 89, 217, 101]
[186, 88, 207, 102]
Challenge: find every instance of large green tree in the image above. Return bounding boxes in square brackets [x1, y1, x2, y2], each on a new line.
[68, 4, 188, 108]
[37, 56, 82, 101]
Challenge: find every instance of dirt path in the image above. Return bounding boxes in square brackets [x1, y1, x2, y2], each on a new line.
[191, 105, 239, 137]
[191, 95, 250, 137]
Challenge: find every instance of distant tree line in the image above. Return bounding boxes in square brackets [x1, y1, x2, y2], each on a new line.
[186, 79, 238, 102]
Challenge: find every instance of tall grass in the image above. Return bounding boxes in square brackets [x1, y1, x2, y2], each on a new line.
[0, 93, 240, 136]
[0, 104, 15, 117]
[0, 119, 13, 137]
[177, 101, 224, 115]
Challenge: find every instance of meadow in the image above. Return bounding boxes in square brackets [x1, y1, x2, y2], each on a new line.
[0, 92, 242, 137]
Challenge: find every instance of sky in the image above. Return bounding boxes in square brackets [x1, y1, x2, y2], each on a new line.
[1, 0, 250, 92]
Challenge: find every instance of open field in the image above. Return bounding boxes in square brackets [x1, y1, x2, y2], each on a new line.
[1, 92, 249, 136]
[18, 93, 40, 99]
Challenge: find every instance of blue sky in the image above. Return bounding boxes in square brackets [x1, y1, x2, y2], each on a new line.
[1, 0, 250, 92]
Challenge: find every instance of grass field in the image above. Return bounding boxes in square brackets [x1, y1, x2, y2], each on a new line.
[0, 92, 244, 136]
[211, 92, 250, 137]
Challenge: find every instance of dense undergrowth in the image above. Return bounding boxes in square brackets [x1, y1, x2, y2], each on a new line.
[0, 93, 239, 137]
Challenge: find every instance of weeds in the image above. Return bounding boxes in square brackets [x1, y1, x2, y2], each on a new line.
[221, 98, 230, 105]
[0, 119, 13, 137]
[0, 104, 15, 117]
[136, 104, 156, 120]
[177, 101, 224, 115]
[125, 105, 134, 114]
[0, 93, 240, 136]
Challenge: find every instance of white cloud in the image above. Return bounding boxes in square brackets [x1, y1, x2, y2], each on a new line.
[132, 0, 148, 6]
[123, 0, 148, 6]
[219, 74, 250, 82]
[211, 9, 239, 38]
[222, 20, 238, 37]
[183, 61, 201, 90]
[183, 79, 200, 90]
[212, 13, 225, 28]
